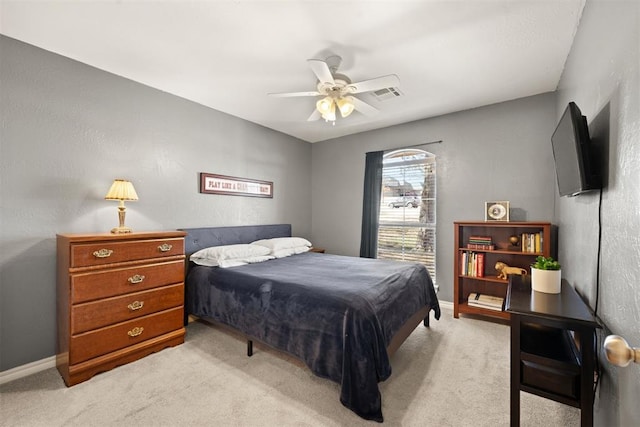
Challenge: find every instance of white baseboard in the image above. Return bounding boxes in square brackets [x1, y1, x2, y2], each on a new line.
[0, 355, 56, 385]
[438, 300, 453, 311]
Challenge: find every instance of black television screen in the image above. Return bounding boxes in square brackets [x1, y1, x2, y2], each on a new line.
[551, 102, 600, 197]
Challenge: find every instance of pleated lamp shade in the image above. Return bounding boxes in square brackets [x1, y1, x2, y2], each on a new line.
[104, 179, 139, 201]
[104, 179, 138, 233]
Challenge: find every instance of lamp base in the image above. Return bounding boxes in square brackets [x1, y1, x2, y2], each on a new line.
[111, 226, 133, 234]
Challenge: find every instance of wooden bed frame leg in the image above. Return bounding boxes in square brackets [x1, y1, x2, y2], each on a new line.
[247, 339, 253, 357]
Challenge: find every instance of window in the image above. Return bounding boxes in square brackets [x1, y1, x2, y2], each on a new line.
[377, 149, 437, 288]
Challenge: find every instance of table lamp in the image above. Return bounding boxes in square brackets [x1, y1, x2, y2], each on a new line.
[104, 179, 139, 233]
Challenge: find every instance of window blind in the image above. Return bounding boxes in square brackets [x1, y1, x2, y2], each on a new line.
[377, 150, 437, 285]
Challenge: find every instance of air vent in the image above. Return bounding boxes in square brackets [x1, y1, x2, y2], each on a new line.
[371, 87, 403, 101]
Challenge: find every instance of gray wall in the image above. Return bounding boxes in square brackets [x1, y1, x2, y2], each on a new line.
[311, 93, 558, 303]
[3, 3, 639, 422]
[554, 1, 639, 425]
[0, 36, 312, 371]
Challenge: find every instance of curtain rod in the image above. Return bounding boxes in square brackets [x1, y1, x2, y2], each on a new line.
[367, 140, 443, 155]
[402, 140, 443, 149]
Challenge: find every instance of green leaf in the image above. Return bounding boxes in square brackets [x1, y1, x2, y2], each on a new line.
[532, 256, 561, 270]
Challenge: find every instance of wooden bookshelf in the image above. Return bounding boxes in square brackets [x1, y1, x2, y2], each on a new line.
[453, 221, 552, 320]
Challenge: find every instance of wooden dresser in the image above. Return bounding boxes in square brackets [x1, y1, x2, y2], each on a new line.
[56, 231, 187, 386]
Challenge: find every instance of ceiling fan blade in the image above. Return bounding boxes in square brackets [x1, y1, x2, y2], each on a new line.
[307, 109, 321, 121]
[347, 74, 400, 94]
[349, 96, 379, 116]
[269, 90, 321, 97]
[307, 59, 335, 85]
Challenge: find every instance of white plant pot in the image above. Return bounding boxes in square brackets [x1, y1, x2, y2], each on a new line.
[531, 267, 561, 294]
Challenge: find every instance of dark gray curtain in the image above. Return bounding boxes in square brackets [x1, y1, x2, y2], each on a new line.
[359, 151, 383, 258]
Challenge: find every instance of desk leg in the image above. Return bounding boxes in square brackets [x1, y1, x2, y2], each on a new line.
[510, 313, 521, 427]
[580, 328, 595, 427]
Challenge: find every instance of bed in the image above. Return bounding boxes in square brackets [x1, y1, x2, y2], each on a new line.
[182, 224, 440, 422]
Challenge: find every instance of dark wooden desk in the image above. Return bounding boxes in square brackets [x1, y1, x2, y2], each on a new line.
[505, 275, 600, 427]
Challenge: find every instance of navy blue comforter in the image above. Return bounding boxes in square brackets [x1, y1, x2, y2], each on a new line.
[186, 252, 440, 421]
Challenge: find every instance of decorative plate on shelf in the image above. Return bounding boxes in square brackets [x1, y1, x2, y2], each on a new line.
[485, 201, 510, 221]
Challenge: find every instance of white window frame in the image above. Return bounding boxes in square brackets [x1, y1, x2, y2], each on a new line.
[377, 149, 437, 290]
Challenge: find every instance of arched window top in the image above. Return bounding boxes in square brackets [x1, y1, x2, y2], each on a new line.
[384, 148, 435, 161]
[384, 149, 436, 171]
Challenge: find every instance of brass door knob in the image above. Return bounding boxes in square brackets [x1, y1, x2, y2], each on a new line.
[604, 335, 639, 367]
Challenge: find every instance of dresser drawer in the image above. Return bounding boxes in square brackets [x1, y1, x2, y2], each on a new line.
[71, 260, 184, 303]
[70, 238, 184, 268]
[69, 307, 183, 365]
[71, 283, 183, 334]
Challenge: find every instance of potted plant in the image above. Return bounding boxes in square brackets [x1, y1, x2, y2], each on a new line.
[531, 256, 562, 294]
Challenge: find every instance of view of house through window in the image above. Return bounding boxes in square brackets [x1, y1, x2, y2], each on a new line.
[377, 149, 437, 289]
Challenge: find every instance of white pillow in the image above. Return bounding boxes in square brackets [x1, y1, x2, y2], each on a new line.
[293, 246, 310, 254]
[217, 259, 248, 268]
[251, 237, 312, 253]
[190, 244, 271, 267]
[217, 255, 274, 268]
[272, 248, 296, 258]
[244, 255, 276, 263]
[272, 246, 310, 258]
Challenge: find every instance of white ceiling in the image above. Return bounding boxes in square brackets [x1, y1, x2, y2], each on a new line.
[0, 0, 585, 143]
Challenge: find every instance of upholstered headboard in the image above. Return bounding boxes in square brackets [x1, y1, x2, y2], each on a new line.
[180, 224, 292, 257]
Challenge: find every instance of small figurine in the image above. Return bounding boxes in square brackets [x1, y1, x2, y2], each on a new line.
[495, 261, 528, 280]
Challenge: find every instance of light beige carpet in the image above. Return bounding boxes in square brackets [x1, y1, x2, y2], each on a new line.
[0, 307, 579, 426]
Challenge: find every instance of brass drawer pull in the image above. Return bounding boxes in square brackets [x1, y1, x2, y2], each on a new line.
[93, 248, 114, 258]
[127, 274, 145, 284]
[127, 301, 144, 311]
[158, 243, 172, 252]
[127, 327, 144, 337]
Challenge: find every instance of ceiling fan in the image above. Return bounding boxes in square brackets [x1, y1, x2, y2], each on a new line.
[268, 55, 400, 124]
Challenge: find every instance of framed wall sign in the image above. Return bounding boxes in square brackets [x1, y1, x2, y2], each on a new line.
[200, 173, 273, 198]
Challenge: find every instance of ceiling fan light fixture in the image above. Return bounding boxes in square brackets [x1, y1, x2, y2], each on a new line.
[321, 101, 336, 122]
[269, 56, 395, 125]
[316, 96, 333, 114]
[337, 97, 355, 118]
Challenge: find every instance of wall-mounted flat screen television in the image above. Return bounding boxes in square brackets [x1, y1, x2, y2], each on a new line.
[551, 102, 601, 197]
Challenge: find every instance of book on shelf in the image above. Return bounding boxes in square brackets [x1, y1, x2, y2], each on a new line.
[521, 231, 543, 253]
[468, 292, 504, 311]
[466, 243, 496, 250]
[476, 253, 484, 277]
[469, 235, 492, 245]
[460, 252, 485, 277]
